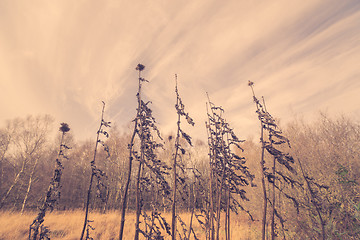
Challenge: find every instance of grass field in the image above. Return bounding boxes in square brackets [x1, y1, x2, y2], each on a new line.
[0, 210, 261, 239]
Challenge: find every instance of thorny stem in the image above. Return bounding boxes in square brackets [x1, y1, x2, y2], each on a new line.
[207, 93, 219, 240]
[216, 168, 226, 240]
[225, 135, 231, 240]
[118, 122, 137, 239]
[80, 102, 106, 240]
[262, 96, 276, 240]
[249, 82, 267, 240]
[124, 64, 171, 240]
[260, 126, 267, 240]
[207, 93, 228, 240]
[118, 122, 137, 240]
[271, 154, 276, 240]
[119, 65, 144, 240]
[134, 66, 144, 240]
[206, 100, 215, 240]
[29, 124, 69, 240]
[172, 74, 181, 240]
[216, 136, 226, 240]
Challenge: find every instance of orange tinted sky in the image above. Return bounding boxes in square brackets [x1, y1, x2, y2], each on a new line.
[1, 0, 359, 140]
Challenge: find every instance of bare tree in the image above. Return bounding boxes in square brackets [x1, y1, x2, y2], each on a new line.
[0, 115, 53, 210]
[0, 121, 18, 202]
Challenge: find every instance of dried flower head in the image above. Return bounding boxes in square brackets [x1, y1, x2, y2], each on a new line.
[59, 123, 70, 133]
[248, 80, 254, 86]
[136, 63, 145, 71]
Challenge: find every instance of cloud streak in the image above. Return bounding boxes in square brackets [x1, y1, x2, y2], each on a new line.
[1, 0, 359, 141]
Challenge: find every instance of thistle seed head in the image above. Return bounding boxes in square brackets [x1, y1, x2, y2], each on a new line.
[136, 63, 145, 71]
[59, 123, 70, 133]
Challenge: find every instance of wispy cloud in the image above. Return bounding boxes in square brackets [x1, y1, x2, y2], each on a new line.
[1, 0, 359, 140]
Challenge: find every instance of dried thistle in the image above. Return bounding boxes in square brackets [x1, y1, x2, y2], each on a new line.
[59, 123, 70, 133]
[135, 75, 171, 240]
[29, 123, 71, 240]
[136, 63, 145, 71]
[120, 64, 171, 240]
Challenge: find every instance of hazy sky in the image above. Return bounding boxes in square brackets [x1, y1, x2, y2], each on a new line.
[1, 0, 360, 141]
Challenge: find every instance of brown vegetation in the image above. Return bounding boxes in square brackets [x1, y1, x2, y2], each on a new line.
[0, 210, 261, 240]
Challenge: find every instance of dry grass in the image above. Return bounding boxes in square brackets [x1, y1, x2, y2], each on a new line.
[0, 210, 261, 239]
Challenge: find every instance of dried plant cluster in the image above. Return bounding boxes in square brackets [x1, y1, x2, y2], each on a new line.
[249, 81, 334, 240]
[29, 123, 71, 240]
[120, 64, 172, 240]
[0, 65, 359, 240]
[133, 88, 171, 240]
[205, 95, 254, 240]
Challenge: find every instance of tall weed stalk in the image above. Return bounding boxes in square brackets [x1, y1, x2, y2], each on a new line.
[119, 64, 171, 240]
[80, 102, 111, 240]
[133, 65, 171, 240]
[206, 94, 254, 240]
[119, 64, 145, 240]
[249, 81, 309, 239]
[171, 74, 195, 240]
[28, 123, 70, 240]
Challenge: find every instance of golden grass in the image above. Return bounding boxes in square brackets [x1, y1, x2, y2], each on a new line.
[0, 210, 261, 240]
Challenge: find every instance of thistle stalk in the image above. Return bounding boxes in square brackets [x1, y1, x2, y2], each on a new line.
[172, 74, 194, 239]
[80, 102, 110, 240]
[119, 65, 144, 240]
[29, 123, 70, 240]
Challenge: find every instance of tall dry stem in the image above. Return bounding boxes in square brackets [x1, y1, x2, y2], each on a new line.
[119, 64, 145, 240]
[172, 74, 194, 240]
[80, 102, 111, 240]
[29, 123, 70, 240]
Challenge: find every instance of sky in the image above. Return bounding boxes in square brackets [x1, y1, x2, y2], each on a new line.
[1, 0, 360, 142]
